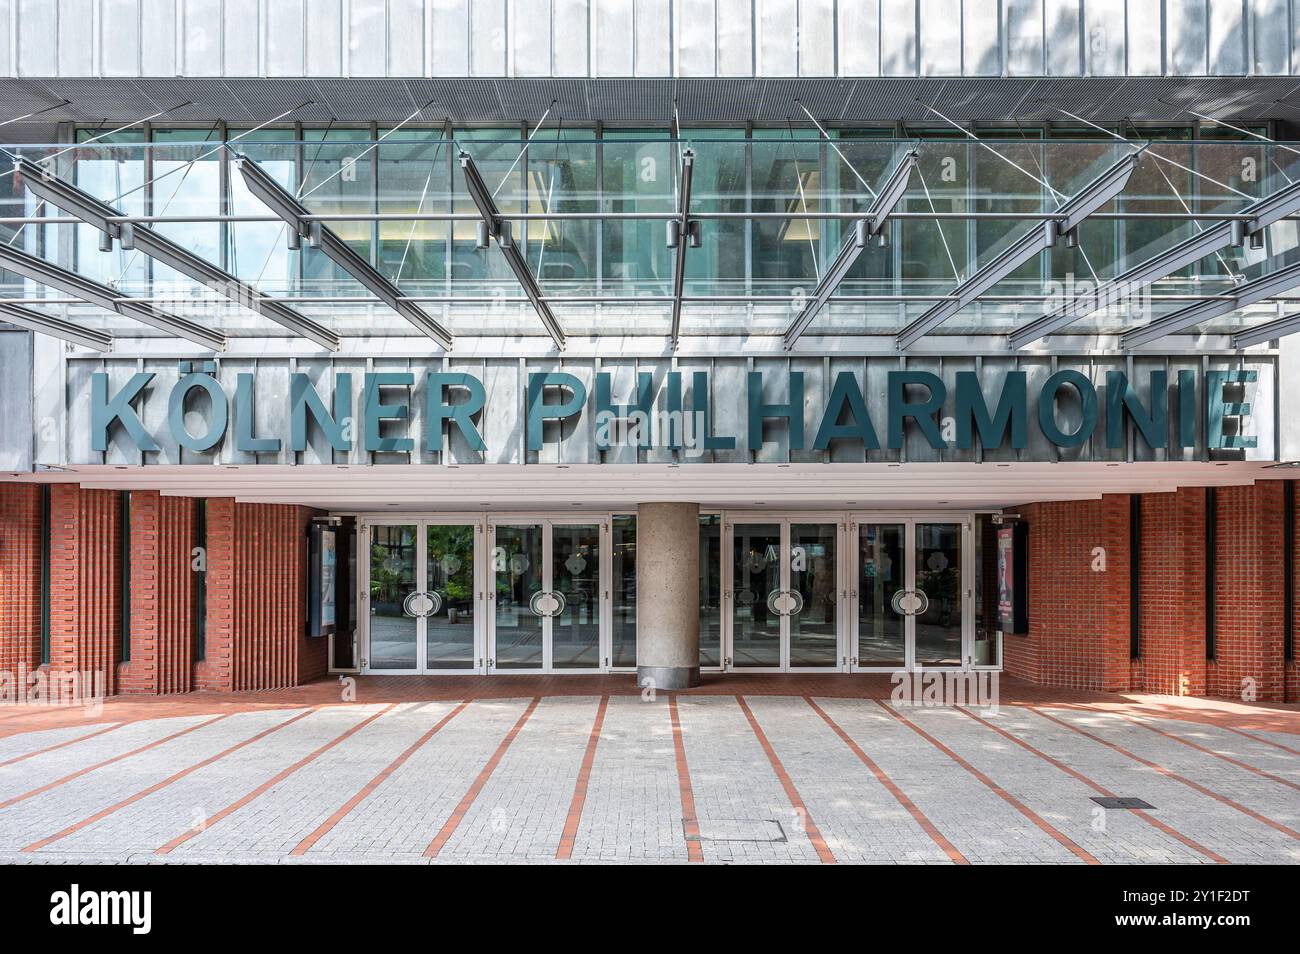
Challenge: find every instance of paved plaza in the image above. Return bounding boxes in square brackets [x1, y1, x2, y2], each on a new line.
[0, 681, 1296, 864]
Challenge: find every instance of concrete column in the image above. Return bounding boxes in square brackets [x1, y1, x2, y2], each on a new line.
[636, 502, 701, 689]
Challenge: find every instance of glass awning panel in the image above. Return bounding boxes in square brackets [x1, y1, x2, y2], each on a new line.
[3, 136, 1300, 348]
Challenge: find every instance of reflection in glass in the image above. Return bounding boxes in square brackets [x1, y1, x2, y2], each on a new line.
[789, 523, 838, 667]
[552, 524, 601, 669]
[915, 523, 963, 666]
[611, 516, 636, 668]
[369, 524, 418, 669]
[494, 524, 544, 669]
[858, 523, 905, 667]
[426, 524, 475, 669]
[698, 515, 722, 667]
[731, 524, 782, 667]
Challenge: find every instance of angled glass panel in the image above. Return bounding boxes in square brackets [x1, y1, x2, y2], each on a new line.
[601, 130, 673, 297]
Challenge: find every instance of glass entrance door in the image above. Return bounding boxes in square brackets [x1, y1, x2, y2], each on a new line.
[728, 518, 841, 672]
[365, 520, 483, 674]
[851, 518, 970, 671]
[489, 520, 608, 673]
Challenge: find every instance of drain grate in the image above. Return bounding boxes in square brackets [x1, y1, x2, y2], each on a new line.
[691, 818, 788, 843]
[1091, 796, 1156, 810]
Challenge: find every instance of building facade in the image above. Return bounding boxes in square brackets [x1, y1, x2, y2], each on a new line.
[0, 0, 1298, 698]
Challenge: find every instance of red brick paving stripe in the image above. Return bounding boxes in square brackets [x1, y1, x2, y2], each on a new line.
[424, 697, 540, 858]
[1031, 706, 1300, 842]
[875, 700, 1100, 865]
[0, 713, 232, 812]
[556, 695, 608, 861]
[736, 694, 836, 864]
[1223, 726, 1300, 757]
[292, 700, 470, 857]
[0, 721, 126, 768]
[806, 697, 968, 865]
[1095, 708, 1300, 794]
[155, 704, 400, 855]
[956, 706, 1229, 865]
[22, 708, 317, 853]
[668, 695, 704, 863]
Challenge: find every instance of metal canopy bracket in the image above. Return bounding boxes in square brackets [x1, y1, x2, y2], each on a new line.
[235, 155, 453, 351]
[0, 301, 112, 352]
[785, 149, 917, 349]
[1122, 261, 1300, 349]
[16, 158, 340, 352]
[0, 242, 226, 351]
[1010, 176, 1300, 350]
[458, 151, 566, 350]
[669, 148, 696, 349]
[896, 151, 1139, 350]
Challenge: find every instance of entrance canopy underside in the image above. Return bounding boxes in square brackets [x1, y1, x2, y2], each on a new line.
[11, 461, 1283, 511]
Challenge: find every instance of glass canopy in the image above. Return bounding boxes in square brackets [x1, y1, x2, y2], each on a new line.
[2, 134, 1299, 348]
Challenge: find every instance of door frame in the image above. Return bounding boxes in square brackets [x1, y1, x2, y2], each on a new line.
[359, 515, 488, 675]
[486, 514, 611, 675]
[848, 512, 975, 673]
[722, 512, 847, 674]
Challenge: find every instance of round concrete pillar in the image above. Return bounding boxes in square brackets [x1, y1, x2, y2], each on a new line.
[636, 502, 701, 689]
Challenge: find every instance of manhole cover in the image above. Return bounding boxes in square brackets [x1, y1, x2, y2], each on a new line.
[691, 818, 788, 843]
[1091, 796, 1155, 810]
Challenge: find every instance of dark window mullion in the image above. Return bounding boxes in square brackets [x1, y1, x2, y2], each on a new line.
[1206, 487, 1217, 660]
[39, 485, 51, 666]
[120, 491, 131, 663]
[195, 499, 207, 661]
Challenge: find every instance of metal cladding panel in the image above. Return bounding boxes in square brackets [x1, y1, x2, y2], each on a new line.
[1168, 0, 1210, 74]
[139, 358, 181, 465]
[1043, 0, 1082, 77]
[709, 359, 749, 464]
[1209, 0, 1248, 75]
[900, 354, 943, 463]
[974, 356, 1019, 464]
[919, 0, 963, 77]
[445, 358, 487, 464]
[677, 0, 718, 77]
[1020, 359, 1057, 461]
[0, 330, 32, 471]
[370, 356, 416, 465]
[293, 358, 335, 465]
[789, 356, 824, 465]
[600, 358, 639, 465]
[1004, 0, 1045, 75]
[838, 0, 881, 78]
[641, 359, 674, 465]
[481, 359, 523, 464]
[331, 357, 369, 466]
[826, 356, 866, 463]
[512, 0, 555, 78]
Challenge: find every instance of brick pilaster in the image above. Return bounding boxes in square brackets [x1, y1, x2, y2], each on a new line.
[47, 484, 122, 696]
[0, 482, 43, 675]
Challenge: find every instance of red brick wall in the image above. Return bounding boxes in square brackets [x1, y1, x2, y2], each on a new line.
[1011, 481, 1295, 701]
[1003, 494, 1131, 692]
[197, 499, 323, 692]
[118, 492, 197, 695]
[1136, 488, 1207, 697]
[0, 482, 43, 675]
[47, 484, 122, 696]
[1209, 482, 1287, 702]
